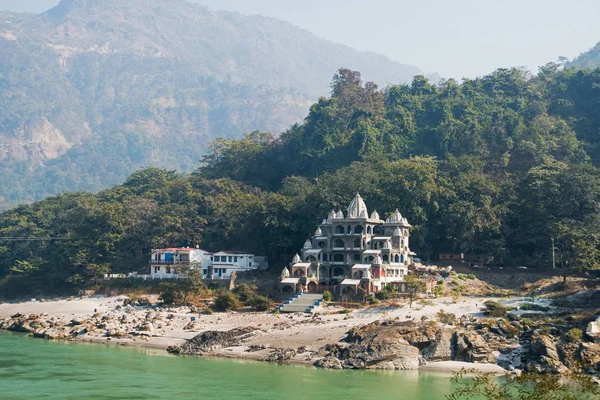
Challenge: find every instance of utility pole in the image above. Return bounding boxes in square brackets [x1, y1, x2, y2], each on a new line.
[551, 236, 556, 269]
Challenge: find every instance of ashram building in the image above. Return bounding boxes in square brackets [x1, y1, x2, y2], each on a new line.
[280, 194, 416, 296]
[149, 248, 265, 280]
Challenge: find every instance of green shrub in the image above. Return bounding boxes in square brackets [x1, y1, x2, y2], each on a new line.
[483, 300, 509, 318]
[212, 290, 241, 312]
[433, 285, 443, 297]
[233, 283, 259, 303]
[519, 303, 550, 312]
[566, 328, 583, 342]
[465, 273, 476, 280]
[437, 310, 456, 325]
[322, 290, 332, 302]
[338, 309, 351, 314]
[375, 291, 390, 301]
[248, 294, 272, 311]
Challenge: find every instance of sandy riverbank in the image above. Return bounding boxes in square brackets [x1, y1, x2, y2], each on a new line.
[0, 295, 505, 372]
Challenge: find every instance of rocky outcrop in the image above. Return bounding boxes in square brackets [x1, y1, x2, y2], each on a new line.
[167, 327, 259, 356]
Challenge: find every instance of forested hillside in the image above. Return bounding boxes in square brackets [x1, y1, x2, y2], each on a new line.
[568, 41, 600, 70]
[1, 65, 600, 297]
[0, 0, 422, 209]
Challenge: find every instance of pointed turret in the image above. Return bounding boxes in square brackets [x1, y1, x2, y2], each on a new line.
[315, 227, 322, 236]
[281, 267, 291, 278]
[303, 239, 312, 249]
[292, 253, 301, 264]
[347, 193, 368, 219]
[370, 210, 380, 220]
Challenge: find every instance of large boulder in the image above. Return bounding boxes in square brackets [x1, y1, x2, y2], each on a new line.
[523, 335, 563, 373]
[452, 331, 494, 363]
[167, 327, 259, 355]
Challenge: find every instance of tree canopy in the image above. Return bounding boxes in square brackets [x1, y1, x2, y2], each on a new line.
[2, 65, 600, 296]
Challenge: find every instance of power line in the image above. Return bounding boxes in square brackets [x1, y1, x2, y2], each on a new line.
[0, 236, 73, 241]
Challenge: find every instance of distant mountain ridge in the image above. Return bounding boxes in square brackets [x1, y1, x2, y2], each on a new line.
[568, 41, 600, 70]
[0, 0, 423, 209]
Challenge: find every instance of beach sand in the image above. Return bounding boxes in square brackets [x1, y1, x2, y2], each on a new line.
[0, 295, 504, 372]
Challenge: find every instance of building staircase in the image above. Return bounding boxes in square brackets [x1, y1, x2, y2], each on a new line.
[277, 293, 324, 314]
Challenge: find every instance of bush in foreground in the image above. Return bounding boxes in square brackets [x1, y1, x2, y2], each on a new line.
[212, 291, 241, 312]
[482, 300, 509, 318]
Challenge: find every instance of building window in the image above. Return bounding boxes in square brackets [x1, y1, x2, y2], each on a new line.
[228, 256, 233, 262]
[335, 225, 345, 234]
[353, 238, 361, 248]
[352, 253, 361, 261]
[354, 225, 363, 234]
[203, 269, 207, 275]
[234, 256, 238, 262]
[249, 262, 252, 267]
[210, 256, 213, 261]
[334, 239, 344, 248]
[222, 269, 227, 274]
[166, 267, 171, 274]
[154, 267, 159, 274]
[333, 254, 344, 262]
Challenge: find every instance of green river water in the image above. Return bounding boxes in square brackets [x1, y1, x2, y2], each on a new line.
[0, 331, 460, 399]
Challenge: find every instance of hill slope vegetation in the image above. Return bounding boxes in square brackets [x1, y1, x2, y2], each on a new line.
[1, 65, 600, 296]
[0, 0, 422, 209]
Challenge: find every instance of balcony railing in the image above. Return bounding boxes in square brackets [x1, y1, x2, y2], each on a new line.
[149, 260, 192, 265]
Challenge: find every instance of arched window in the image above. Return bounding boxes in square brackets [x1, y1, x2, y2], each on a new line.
[367, 226, 372, 234]
[395, 254, 400, 263]
[307, 255, 317, 262]
[333, 267, 345, 276]
[383, 254, 389, 262]
[347, 225, 352, 234]
[334, 239, 344, 248]
[353, 238, 361, 248]
[318, 241, 326, 248]
[401, 254, 405, 263]
[352, 253, 361, 261]
[335, 225, 345, 234]
[354, 225, 364, 234]
[334, 254, 344, 262]
[365, 256, 374, 263]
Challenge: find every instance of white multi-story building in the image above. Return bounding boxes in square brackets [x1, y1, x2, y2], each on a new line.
[150, 247, 209, 278]
[204, 251, 263, 279]
[280, 193, 416, 295]
[149, 248, 264, 280]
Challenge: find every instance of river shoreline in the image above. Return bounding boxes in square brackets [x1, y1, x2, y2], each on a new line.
[0, 294, 509, 373]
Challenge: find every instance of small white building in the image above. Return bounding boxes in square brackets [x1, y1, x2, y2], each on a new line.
[150, 247, 210, 278]
[148, 248, 264, 280]
[204, 251, 263, 279]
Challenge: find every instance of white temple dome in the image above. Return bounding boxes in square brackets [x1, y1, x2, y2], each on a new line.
[393, 227, 402, 236]
[336, 210, 344, 219]
[390, 209, 403, 222]
[348, 193, 368, 219]
[292, 253, 301, 263]
[322, 219, 328, 225]
[303, 239, 312, 249]
[370, 210, 380, 220]
[383, 240, 391, 249]
[328, 210, 336, 221]
[315, 227, 322, 236]
[281, 267, 291, 278]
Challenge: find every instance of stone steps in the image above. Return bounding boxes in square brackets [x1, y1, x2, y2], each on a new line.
[279, 293, 323, 314]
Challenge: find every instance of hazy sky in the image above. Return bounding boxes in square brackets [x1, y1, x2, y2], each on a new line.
[2, 0, 600, 78]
